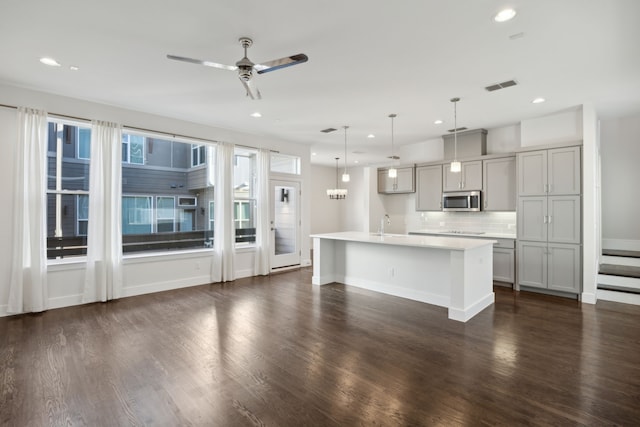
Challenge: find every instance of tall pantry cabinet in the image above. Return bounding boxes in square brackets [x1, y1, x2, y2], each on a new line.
[517, 145, 582, 295]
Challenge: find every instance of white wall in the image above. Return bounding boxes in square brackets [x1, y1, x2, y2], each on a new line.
[0, 84, 311, 316]
[600, 113, 640, 245]
[310, 164, 342, 234]
[520, 107, 583, 147]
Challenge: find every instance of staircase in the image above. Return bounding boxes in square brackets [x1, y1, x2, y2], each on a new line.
[598, 249, 640, 304]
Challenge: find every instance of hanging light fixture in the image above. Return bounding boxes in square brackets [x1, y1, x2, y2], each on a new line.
[388, 113, 398, 178]
[327, 157, 347, 199]
[450, 97, 461, 173]
[342, 126, 350, 182]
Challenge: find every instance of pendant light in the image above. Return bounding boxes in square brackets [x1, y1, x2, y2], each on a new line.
[450, 97, 461, 173]
[388, 113, 398, 178]
[326, 157, 347, 199]
[342, 126, 350, 182]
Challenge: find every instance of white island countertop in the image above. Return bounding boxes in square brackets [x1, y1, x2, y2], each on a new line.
[310, 231, 496, 251]
[311, 231, 496, 322]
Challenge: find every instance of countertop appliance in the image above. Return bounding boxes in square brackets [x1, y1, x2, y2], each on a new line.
[442, 190, 481, 212]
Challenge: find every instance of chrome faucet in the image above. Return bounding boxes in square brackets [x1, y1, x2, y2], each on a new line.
[379, 214, 391, 235]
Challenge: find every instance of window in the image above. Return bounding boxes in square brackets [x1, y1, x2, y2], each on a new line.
[77, 128, 91, 160]
[122, 196, 152, 233]
[270, 152, 300, 175]
[191, 144, 206, 167]
[234, 147, 257, 245]
[156, 196, 175, 232]
[77, 195, 89, 236]
[46, 119, 91, 259]
[121, 132, 216, 254]
[122, 134, 145, 164]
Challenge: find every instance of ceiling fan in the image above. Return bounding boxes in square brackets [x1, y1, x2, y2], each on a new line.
[167, 37, 308, 100]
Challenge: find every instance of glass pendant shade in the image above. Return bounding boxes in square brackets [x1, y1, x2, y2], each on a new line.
[388, 167, 397, 178]
[342, 173, 350, 182]
[450, 161, 461, 173]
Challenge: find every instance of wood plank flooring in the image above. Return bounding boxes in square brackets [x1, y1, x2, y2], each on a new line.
[1, 268, 640, 426]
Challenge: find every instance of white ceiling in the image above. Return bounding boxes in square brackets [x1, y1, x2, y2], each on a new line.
[1, 0, 639, 166]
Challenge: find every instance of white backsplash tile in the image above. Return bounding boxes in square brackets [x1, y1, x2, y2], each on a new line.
[407, 211, 516, 234]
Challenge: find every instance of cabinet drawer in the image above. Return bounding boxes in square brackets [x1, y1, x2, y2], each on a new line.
[493, 238, 515, 249]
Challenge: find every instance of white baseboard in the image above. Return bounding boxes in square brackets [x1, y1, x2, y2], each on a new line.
[448, 292, 495, 322]
[122, 275, 212, 298]
[301, 258, 312, 267]
[602, 238, 640, 252]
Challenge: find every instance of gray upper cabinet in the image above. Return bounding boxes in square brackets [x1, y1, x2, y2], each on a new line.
[442, 160, 482, 192]
[517, 146, 581, 196]
[548, 146, 581, 195]
[482, 156, 516, 211]
[378, 166, 415, 194]
[416, 164, 443, 211]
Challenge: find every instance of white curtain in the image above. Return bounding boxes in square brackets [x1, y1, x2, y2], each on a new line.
[8, 108, 49, 314]
[83, 120, 123, 302]
[254, 148, 270, 275]
[211, 142, 235, 282]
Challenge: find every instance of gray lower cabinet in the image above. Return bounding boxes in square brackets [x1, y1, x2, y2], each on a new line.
[415, 164, 442, 211]
[517, 241, 581, 293]
[493, 239, 515, 284]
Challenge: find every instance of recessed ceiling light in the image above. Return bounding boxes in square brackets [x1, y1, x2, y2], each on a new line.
[69, 65, 79, 71]
[311, 152, 317, 156]
[367, 134, 375, 138]
[39, 57, 61, 67]
[532, 97, 546, 104]
[434, 119, 443, 125]
[355, 160, 359, 164]
[250, 112, 262, 118]
[494, 8, 516, 22]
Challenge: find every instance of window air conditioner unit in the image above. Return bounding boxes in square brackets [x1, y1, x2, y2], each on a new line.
[178, 197, 197, 207]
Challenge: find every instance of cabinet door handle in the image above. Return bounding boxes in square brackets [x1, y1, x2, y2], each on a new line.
[548, 184, 552, 193]
[548, 215, 552, 223]
[543, 216, 548, 224]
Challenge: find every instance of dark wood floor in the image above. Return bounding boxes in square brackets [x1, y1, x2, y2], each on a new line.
[1, 268, 640, 426]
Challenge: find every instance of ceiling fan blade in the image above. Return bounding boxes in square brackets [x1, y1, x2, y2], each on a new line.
[239, 77, 262, 100]
[166, 54, 237, 71]
[254, 53, 308, 74]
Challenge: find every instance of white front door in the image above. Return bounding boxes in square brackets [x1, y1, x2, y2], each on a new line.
[270, 180, 301, 270]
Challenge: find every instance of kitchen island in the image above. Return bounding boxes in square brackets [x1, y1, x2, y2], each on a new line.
[311, 231, 496, 322]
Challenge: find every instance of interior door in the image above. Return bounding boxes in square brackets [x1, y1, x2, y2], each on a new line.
[270, 180, 301, 270]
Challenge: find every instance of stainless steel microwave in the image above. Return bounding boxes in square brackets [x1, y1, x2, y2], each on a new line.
[442, 191, 481, 212]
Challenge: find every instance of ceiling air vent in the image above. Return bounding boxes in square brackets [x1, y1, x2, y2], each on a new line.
[320, 127, 337, 133]
[485, 80, 518, 92]
[447, 127, 468, 133]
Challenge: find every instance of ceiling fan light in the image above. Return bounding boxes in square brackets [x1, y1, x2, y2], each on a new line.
[388, 167, 397, 178]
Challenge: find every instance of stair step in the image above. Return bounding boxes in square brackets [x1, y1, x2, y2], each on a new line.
[598, 264, 640, 279]
[602, 249, 640, 258]
[598, 272, 640, 295]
